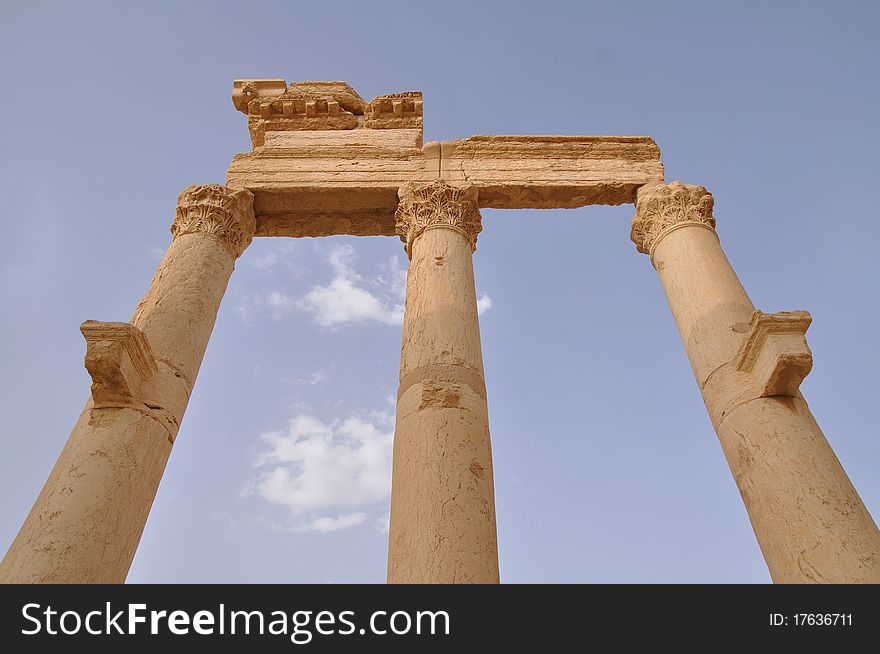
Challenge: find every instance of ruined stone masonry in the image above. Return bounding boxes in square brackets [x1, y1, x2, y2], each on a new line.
[1, 80, 878, 584]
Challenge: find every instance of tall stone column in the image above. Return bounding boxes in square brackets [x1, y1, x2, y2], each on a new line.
[631, 181, 880, 583]
[387, 180, 499, 583]
[0, 184, 255, 583]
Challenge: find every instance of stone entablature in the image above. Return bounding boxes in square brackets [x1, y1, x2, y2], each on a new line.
[227, 80, 665, 239]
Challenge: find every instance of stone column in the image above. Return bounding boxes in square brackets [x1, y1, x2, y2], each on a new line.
[631, 181, 880, 583]
[0, 184, 255, 583]
[387, 180, 499, 583]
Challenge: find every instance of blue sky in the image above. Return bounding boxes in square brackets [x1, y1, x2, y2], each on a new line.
[1, 1, 878, 582]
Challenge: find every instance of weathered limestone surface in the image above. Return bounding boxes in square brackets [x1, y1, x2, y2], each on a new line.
[227, 79, 664, 238]
[387, 181, 499, 583]
[229, 128, 429, 237]
[439, 135, 663, 208]
[6, 77, 873, 586]
[0, 185, 254, 583]
[632, 181, 880, 583]
[233, 80, 367, 147]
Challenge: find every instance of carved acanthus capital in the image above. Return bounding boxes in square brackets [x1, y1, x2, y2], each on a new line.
[395, 181, 482, 258]
[171, 185, 256, 259]
[630, 181, 715, 256]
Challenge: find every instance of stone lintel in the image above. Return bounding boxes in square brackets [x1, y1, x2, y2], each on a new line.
[440, 135, 663, 208]
[733, 310, 813, 398]
[226, 134, 664, 238]
[81, 321, 158, 404]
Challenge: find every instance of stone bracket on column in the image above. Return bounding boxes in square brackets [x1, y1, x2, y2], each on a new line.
[733, 310, 813, 398]
[81, 321, 158, 405]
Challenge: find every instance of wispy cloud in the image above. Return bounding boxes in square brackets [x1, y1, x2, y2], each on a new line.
[248, 249, 280, 272]
[299, 245, 404, 328]
[232, 290, 294, 324]
[232, 289, 297, 323]
[250, 512, 368, 534]
[309, 513, 368, 532]
[248, 413, 393, 533]
[266, 290, 297, 317]
[233, 244, 492, 327]
[244, 241, 310, 276]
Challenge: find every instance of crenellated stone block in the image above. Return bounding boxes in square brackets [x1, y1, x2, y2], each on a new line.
[232, 79, 287, 113]
[364, 92, 423, 130]
[234, 80, 366, 147]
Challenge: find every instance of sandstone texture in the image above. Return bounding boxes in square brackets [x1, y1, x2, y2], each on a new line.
[387, 181, 499, 583]
[0, 185, 255, 583]
[632, 181, 880, 583]
[227, 79, 664, 238]
[3, 80, 877, 586]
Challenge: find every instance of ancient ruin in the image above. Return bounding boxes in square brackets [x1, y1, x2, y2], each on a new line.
[1, 80, 878, 584]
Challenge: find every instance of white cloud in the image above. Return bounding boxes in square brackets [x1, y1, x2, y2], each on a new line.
[371, 255, 407, 301]
[368, 409, 395, 427]
[375, 513, 391, 534]
[299, 245, 404, 327]
[266, 290, 297, 318]
[248, 512, 367, 534]
[309, 513, 367, 532]
[237, 244, 491, 327]
[231, 291, 258, 324]
[232, 290, 297, 323]
[250, 413, 393, 532]
[300, 278, 403, 326]
[247, 249, 280, 272]
[244, 241, 310, 276]
[328, 244, 359, 279]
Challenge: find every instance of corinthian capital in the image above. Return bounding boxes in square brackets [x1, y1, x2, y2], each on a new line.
[171, 185, 256, 259]
[395, 180, 482, 258]
[630, 181, 715, 256]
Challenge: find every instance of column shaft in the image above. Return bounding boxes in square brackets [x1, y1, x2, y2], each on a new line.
[388, 181, 499, 583]
[633, 181, 880, 583]
[0, 185, 254, 583]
